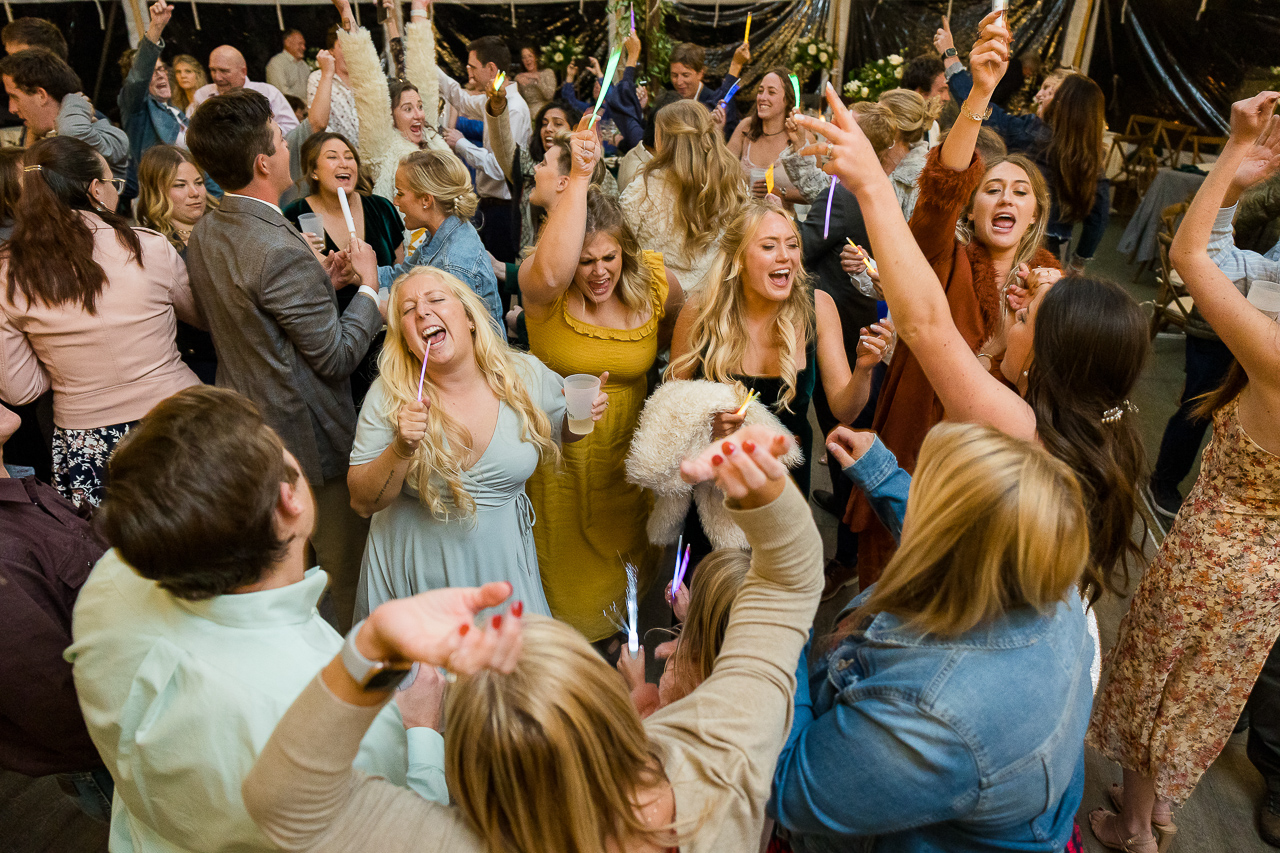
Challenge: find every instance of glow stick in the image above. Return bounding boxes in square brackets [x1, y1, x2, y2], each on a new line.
[743, 11, 751, 41]
[492, 70, 505, 93]
[672, 545, 691, 592]
[416, 339, 431, 401]
[624, 561, 639, 659]
[588, 48, 624, 128]
[992, 0, 1007, 13]
[718, 79, 742, 109]
[734, 388, 759, 417]
[765, 164, 774, 195]
[823, 174, 837, 239]
[337, 186, 356, 238]
[671, 534, 683, 587]
[630, 4, 635, 32]
[789, 73, 802, 112]
[847, 238, 878, 275]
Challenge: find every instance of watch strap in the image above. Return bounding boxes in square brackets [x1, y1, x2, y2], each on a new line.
[342, 619, 412, 690]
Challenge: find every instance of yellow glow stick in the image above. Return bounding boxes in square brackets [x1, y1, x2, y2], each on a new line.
[765, 164, 774, 195]
[734, 389, 759, 417]
[743, 12, 751, 42]
[847, 238, 879, 275]
[492, 71, 505, 93]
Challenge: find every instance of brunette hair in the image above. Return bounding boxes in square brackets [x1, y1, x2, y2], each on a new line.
[469, 35, 511, 71]
[0, 48, 81, 100]
[532, 99, 581, 163]
[2, 136, 140, 314]
[1024, 276, 1149, 599]
[0, 147, 23, 227]
[137, 145, 215, 249]
[1041, 74, 1105, 223]
[1, 18, 67, 59]
[1191, 359, 1248, 420]
[669, 42, 705, 72]
[300, 132, 372, 196]
[99, 386, 300, 600]
[187, 89, 277, 192]
[325, 22, 342, 50]
[743, 67, 796, 143]
[901, 55, 944, 95]
[389, 78, 418, 112]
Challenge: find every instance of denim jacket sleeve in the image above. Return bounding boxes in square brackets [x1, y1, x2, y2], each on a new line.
[377, 242, 426, 293]
[768, 656, 981, 837]
[840, 436, 909, 544]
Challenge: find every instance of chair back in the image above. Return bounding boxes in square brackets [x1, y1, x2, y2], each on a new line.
[1151, 201, 1194, 337]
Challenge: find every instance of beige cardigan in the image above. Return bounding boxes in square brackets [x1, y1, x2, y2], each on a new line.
[243, 480, 823, 852]
[0, 217, 202, 428]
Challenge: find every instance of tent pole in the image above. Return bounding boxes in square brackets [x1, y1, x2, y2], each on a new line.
[92, 0, 119, 107]
[124, 0, 146, 48]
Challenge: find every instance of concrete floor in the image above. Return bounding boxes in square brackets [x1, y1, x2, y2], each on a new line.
[2, 217, 1272, 852]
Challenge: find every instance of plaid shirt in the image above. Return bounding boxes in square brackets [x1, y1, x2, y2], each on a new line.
[1208, 203, 1280, 295]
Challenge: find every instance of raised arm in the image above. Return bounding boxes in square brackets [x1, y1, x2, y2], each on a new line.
[518, 117, 599, 312]
[938, 11, 1007, 173]
[403, 0, 440, 128]
[119, 1, 170, 121]
[308, 50, 336, 134]
[483, 84, 519, 185]
[795, 82, 1036, 440]
[1170, 92, 1280, 387]
[334, 10, 399, 169]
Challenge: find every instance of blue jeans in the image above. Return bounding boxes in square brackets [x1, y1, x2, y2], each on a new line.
[57, 767, 114, 822]
[1150, 335, 1234, 495]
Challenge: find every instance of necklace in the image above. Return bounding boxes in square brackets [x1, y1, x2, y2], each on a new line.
[760, 128, 785, 137]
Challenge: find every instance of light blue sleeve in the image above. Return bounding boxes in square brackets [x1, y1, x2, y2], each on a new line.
[1208, 203, 1280, 296]
[404, 727, 448, 803]
[516, 353, 566, 438]
[350, 377, 397, 466]
[377, 241, 428, 292]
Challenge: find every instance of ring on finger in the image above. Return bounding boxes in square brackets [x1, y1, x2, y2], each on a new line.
[826, 142, 834, 158]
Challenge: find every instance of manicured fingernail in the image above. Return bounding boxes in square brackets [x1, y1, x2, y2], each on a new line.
[742, 440, 756, 453]
[722, 442, 736, 455]
[459, 624, 470, 636]
[711, 454, 724, 465]
[492, 614, 502, 629]
[512, 601, 523, 617]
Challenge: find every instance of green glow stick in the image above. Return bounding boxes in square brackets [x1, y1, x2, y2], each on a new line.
[588, 48, 624, 128]
[789, 73, 802, 112]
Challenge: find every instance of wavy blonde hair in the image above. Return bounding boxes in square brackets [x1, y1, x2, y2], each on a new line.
[399, 148, 480, 220]
[379, 269, 558, 520]
[665, 548, 751, 703]
[847, 422, 1088, 639]
[957, 152, 1052, 292]
[638, 99, 746, 256]
[136, 144, 217, 250]
[667, 200, 815, 412]
[578, 186, 653, 317]
[877, 88, 942, 147]
[447, 616, 681, 852]
[171, 55, 206, 112]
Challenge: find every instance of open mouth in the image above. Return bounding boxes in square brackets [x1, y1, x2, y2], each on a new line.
[422, 324, 446, 347]
[409, 122, 423, 137]
[334, 171, 354, 185]
[587, 276, 611, 297]
[768, 268, 792, 288]
[991, 212, 1017, 235]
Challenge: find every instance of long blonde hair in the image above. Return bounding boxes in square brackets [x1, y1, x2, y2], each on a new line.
[957, 152, 1052, 291]
[399, 149, 480, 220]
[378, 269, 558, 519]
[850, 422, 1088, 638]
[665, 549, 751, 702]
[136, 144, 216, 250]
[667, 200, 815, 412]
[171, 55, 206, 112]
[580, 186, 652, 317]
[877, 88, 941, 147]
[446, 617, 678, 852]
[638, 99, 746, 256]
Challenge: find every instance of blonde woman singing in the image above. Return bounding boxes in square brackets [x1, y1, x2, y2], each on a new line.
[620, 99, 747, 293]
[347, 268, 606, 619]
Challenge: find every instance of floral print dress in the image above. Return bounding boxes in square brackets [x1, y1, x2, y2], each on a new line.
[1087, 394, 1280, 803]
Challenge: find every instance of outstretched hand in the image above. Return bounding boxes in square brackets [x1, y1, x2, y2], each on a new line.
[795, 83, 887, 198]
[825, 425, 876, 470]
[146, 0, 173, 41]
[1229, 97, 1280, 192]
[680, 424, 793, 508]
[968, 11, 1011, 99]
[362, 582, 523, 675]
[570, 114, 602, 176]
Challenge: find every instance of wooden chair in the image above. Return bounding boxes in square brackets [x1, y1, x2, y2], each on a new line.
[1189, 135, 1228, 165]
[1150, 202, 1195, 337]
[1108, 115, 1163, 210]
[1156, 120, 1198, 168]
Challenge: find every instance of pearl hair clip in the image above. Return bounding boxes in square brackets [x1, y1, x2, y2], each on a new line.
[1101, 400, 1138, 424]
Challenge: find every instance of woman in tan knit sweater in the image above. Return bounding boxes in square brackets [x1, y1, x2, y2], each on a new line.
[243, 423, 823, 853]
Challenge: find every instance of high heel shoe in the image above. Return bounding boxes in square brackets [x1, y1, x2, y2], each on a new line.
[1089, 808, 1158, 853]
[1108, 783, 1178, 853]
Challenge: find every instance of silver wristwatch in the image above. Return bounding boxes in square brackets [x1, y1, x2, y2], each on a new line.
[341, 619, 414, 691]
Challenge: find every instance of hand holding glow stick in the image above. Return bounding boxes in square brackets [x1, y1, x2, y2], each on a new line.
[765, 164, 775, 195]
[416, 339, 432, 402]
[717, 78, 742, 110]
[847, 239, 878, 275]
[337, 186, 357, 240]
[734, 388, 759, 418]
[823, 174, 837, 239]
[672, 544, 691, 592]
[492, 70, 505, 93]
[630, 4, 635, 32]
[588, 48, 624, 128]
[789, 73, 802, 113]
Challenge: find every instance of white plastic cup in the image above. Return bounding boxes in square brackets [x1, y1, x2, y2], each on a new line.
[1248, 280, 1280, 321]
[563, 374, 601, 436]
[749, 168, 767, 193]
[297, 212, 323, 242]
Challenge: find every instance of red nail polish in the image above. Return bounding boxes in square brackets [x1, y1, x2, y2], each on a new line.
[459, 624, 470, 636]
[742, 440, 756, 453]
[492, 614, 503, 629]
[712, 454, 724, 465]
[512, 601, 524, 617]
[722, 442, 736, 455]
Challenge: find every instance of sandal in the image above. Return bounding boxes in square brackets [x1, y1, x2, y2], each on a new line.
[1089, 808, 1158, 853]
[1109, 783, 1178, 853]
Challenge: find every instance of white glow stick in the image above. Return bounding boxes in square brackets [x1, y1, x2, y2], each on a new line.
[625, 561, 639, 659]
[416, 339, 431, 402]
[337, 186, 357, 238]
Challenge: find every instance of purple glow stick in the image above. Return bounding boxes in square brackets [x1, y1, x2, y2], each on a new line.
[673, 544, 691, 591]
[416, 339, 431, 401]
[630, 4, 635, 32]
[823, 174, 837, 239]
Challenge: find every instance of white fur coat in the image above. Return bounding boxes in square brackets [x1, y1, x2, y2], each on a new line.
[626, 380, 803, 550]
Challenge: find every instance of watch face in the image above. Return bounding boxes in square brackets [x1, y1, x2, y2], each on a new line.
[366, 665, 414, 691]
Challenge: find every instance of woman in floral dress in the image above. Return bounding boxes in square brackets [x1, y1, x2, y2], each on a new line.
[1086, 93, 1280, 853]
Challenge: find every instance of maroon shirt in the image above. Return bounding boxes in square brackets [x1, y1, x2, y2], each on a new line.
[0, 475, 108, 775]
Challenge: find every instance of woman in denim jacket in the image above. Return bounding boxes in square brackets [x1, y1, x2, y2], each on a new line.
[769, 423, 1094, 852]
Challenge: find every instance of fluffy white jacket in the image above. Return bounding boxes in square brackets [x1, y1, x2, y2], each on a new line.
[626, 380, 803, 550]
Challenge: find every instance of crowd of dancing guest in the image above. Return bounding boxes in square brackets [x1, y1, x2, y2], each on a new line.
[0, 5, 1277, 853]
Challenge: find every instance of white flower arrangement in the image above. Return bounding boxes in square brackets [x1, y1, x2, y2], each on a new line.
[846, 53, 906, 102]
[790, 36, 837, 81]
[540, 35, 582, 74]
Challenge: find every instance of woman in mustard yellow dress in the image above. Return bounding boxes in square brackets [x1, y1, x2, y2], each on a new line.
[519, 125, 683, 643]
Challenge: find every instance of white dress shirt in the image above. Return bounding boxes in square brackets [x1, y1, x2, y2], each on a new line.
[437, 72, 529, 201]
[192, 79, 300, 134]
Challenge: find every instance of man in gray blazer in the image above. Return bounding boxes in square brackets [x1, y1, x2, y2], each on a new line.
[186, 90, 382, 632]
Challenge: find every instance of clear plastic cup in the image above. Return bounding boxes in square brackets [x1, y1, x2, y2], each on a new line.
[297, 212, 323, 241]
[749, 168, 767, 195]
[563, 374, 601, 436]
[1248, 280, 1280, 321]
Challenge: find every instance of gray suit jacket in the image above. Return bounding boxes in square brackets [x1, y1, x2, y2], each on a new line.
[186, 194, 382, 485]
